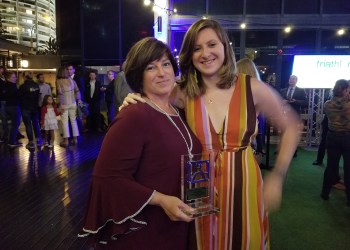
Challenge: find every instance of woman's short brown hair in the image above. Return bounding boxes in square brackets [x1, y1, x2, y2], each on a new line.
[333, 79, 350, 97]
[124, 37, 178, 93]
[177, 19, 237, 98]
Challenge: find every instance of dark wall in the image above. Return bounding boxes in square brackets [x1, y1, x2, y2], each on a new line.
[57, 0, 153, 66]
[82, 0, 120, 65]
[56, 0, 81, 52]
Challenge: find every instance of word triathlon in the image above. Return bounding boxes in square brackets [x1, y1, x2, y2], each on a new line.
[317, 59, 350, 68]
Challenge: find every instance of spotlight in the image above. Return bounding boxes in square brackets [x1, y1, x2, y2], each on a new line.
[240, 23, 246, 29]
[284, 26, 292, 33]
[337, 28, 345, 36]
[144, 0, 151, 6]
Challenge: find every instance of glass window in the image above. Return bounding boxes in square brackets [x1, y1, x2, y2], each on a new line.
[280, 55, 294, 89]
[283, 30, 316, 52]
[208, 0, 243, 15]
[321, 30, 350, 54]
[246, 0, 281, 14]
[246, 30, 278, 48]
[227, 30, 241, 57]
[173, 0, 206, 16]
[83, 1, 120, 63]
[323, 0, 350, 14]
[173, 31, 186, 54]
[245, 30, 278, 83]
[284, 0, 320, 14]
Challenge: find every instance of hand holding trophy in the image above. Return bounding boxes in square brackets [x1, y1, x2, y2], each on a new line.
[181, 150, 220, 218]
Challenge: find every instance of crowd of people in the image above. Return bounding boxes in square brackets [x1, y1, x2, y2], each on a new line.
[1, 17, 348, 250]
[0, 64, 131, 149]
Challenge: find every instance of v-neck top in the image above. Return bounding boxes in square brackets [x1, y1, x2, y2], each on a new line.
[202, 85, 235, 136]
[185, 74, 258, 151]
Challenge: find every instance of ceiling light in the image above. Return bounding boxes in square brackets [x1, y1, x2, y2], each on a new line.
[284, 26, 292, 33]
[337, 28, 345, 36]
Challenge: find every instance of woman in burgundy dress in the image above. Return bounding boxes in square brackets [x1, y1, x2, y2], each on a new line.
[79, 37, 201, 249]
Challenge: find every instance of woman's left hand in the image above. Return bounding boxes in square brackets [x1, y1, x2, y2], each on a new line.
[263, 171, 284, 213]
[150, 191, 195, 222]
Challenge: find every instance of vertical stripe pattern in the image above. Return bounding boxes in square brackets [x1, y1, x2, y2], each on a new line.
[186, 74, 270, 250]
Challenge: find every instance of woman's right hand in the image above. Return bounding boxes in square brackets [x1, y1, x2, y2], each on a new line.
[119, 93, 146, 111]
[150, 191, 195, 222]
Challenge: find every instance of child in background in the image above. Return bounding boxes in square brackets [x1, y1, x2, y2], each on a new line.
[41, 95, 60, 148]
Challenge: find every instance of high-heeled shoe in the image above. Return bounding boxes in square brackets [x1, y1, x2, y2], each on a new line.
[71, 138, 78, 145]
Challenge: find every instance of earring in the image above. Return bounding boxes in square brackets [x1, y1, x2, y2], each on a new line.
[194, 69, 198, 84]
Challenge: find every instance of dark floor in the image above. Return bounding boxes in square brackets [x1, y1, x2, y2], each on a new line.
[0, 129, 104, 249]
[1, 127, 349, 249]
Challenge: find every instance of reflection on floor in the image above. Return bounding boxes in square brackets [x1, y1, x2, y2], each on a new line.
[0, 131, 104, 249]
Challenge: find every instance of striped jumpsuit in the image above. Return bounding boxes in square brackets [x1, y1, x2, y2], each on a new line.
[185, 74, 270, 250]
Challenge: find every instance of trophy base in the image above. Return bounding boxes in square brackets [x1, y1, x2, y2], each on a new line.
[184, 202, 220, 218]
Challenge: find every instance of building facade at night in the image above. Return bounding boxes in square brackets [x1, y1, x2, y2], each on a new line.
[0, 0, 56, 53]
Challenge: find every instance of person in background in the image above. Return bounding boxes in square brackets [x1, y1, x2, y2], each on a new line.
[67, 64, 85, 99]
[19, 72, 43, 149]
[236, 58, 266, 165]
[114, 61, 132, 116]
[56, 66, 81, 147]
[313, 89, 332, 166]
[313, 91, 345, 190]
[280, 75, 308, 115]
[2, 71, 21, 148]
[79, 37, 201, 249]
[121, 19, 301, 250]
[101, 70, 116, 124]
[280, 74, 307, 157]
[313, 115, 328, 166]
[37, 73, 52, 131]
[321, 79, 350, 206]
[0, 65, 5, 83]
[84, 69, 103, 133]
[41, 94, 60, 148]
[67, 64, 85, 132]
[0, 65, 8, 143]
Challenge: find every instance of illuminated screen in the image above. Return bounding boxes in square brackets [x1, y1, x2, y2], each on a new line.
[291, 55, 350, 88]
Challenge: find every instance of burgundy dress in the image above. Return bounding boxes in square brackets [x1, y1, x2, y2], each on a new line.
[79, 102, 202, 249]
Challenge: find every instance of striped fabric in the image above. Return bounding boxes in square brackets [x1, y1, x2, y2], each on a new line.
[185, 74, 269, 250]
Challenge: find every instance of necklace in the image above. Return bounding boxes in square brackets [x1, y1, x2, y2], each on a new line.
[147, 98, 193, 159]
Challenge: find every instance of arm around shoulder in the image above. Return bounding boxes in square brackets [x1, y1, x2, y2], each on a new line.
[170, 84, 186, 109]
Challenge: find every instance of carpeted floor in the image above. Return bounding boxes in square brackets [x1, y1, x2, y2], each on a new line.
[265, 146, 350, 250]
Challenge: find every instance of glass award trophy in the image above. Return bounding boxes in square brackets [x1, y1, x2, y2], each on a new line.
[181, 150, 220, 217]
